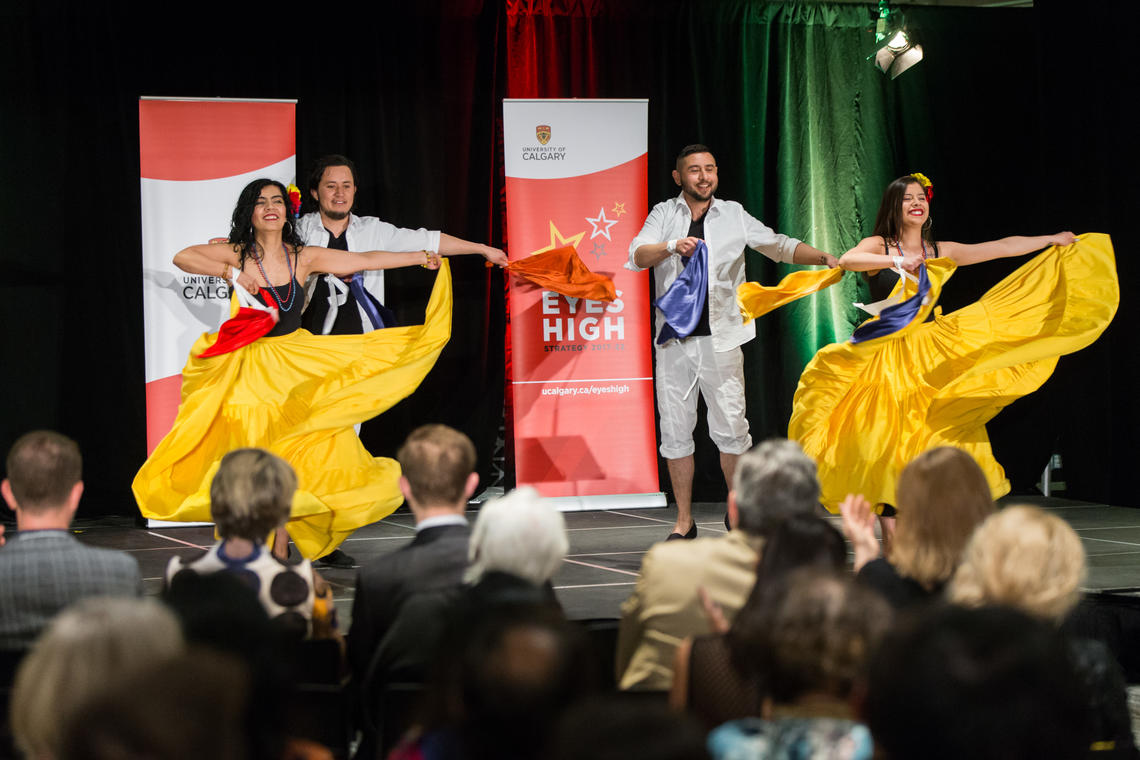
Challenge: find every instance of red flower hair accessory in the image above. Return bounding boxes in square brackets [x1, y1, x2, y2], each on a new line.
[286, 183, 302, 216]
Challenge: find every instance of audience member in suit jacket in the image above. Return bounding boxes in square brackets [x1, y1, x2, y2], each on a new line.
[0, 431, 141, 651]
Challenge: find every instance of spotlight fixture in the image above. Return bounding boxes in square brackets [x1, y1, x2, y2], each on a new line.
[870, 0, 923, 79]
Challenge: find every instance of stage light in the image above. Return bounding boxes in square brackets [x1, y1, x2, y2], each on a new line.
[870, 0, 924, 79]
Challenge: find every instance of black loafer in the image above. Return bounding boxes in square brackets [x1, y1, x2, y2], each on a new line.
[724, 512, 731, 531]
[666, 521, 697, 541]
[316, 548, 356, 568]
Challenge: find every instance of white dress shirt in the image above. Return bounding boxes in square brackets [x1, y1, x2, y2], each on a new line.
[298, 212, 442, 333]
[627, 194, 801, 352]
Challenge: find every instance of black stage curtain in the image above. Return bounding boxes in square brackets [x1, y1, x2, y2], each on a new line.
[2, 1, 1136, 516]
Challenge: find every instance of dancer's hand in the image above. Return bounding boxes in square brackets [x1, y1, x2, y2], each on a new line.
[1050, 231, 1078, 246]
[839, 493, 881, 571]
[674, 236, 702, 257]
[231, 269, 260, 293]
[423, 252, 442, 270]
[480, 245, 509, 267]
[900, 251, 925, 272]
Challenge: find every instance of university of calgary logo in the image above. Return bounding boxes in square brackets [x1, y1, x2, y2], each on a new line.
[536, 124, 552, 145]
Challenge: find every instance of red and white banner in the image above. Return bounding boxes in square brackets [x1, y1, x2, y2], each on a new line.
[139, 98, 296, 454]
[504, 99, 661, 508]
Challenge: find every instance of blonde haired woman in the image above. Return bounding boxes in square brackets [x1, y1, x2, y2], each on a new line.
[10, 597, 184, 759]
[841, 447, 993, 609]
[948, 505, 1136, 757]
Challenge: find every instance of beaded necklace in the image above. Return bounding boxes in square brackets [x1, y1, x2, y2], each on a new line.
[893, 239, 930, 260]
[250, 244, 297, 312]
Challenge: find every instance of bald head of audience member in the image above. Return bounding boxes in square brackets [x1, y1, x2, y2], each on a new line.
[398, 424, 479, 521]
[2, 430, 83, 530]
[728, 439, 820, 535]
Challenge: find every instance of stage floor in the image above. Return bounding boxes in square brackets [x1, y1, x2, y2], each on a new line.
[26, 494, 1140, 627]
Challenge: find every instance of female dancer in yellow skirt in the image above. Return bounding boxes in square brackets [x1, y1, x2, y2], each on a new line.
[133, 179, 452, 561]
[787, 174, 1117, 512]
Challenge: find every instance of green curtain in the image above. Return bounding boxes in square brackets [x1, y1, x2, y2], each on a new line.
[647, 2, 898, 439]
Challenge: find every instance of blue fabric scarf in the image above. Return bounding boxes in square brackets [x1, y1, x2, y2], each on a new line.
[850, 263, 931, 344]
[655, 240, 709, 344]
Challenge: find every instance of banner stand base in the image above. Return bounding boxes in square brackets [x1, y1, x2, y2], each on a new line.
[541, 492, 666, 512]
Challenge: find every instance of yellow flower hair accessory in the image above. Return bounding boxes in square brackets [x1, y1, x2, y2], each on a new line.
[910, 172, 933, 202]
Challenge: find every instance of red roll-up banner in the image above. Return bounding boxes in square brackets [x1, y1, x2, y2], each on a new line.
[139, 98, 296, 456]
[503, 99, 662, 509]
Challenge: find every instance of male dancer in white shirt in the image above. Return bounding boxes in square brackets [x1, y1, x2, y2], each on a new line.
[299, 154, 506, 336]
[298, 155, 506, 566]
[628, 144, 837, 540]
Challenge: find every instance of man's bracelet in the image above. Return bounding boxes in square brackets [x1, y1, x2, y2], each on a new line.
[667, 239, 678, 254]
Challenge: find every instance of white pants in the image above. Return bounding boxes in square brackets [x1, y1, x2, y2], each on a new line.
[655, 335, 752, 459]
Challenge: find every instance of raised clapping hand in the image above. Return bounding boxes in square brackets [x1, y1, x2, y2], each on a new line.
[839, 493, 882, 571]
[697, 585, 731, 635]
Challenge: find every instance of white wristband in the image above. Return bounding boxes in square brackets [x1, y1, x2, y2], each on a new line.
[229, 266, 241, 283]
[667, 239, 678, 254]
[891, 255, 904, 270]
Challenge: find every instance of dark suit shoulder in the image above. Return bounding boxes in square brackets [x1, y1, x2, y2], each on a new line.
[356, 524, 470, 596]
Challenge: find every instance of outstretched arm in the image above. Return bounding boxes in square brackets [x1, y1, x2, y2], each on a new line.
[301, 246, 439, 279]
[839, 236, 923, 273]
[172, 243, 260, 291]
[791, 242, 839, 268]
[940, 231, 1077, 266]
[437, 233, 508, 267]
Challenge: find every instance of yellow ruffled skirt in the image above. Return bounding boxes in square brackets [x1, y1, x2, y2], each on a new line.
[787, 234, 1117, 511]
[133, 263, 453, 558]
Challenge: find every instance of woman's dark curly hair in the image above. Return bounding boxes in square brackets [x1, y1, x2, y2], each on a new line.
[227, 179, 305, 269]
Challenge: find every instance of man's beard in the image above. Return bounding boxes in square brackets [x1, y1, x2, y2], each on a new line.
[323, 207, 350, 221]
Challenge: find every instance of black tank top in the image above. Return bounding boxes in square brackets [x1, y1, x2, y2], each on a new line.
[260, 278, 304, 337]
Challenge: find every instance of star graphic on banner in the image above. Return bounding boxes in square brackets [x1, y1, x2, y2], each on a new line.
[585, 207, 619, 241]
[589, 241, 607, 263]
[527, 221, 586, 256]
[611, 201, 627, 218]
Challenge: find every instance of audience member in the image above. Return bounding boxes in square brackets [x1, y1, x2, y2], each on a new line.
[165, 448, 336, 641]
[10, 597, 184, 759]
[463, 485, 569, 610]
[393, 604, 593, 760]
[617, 439, 820, 690]
[839, 446, 992, 609]
[0, 431, 141, 651]
[348, 424, 479, 759]
[553, 695, 711, 760]
[59, 648, 255, 760]
[671, 514, 847, 729]
[707, 570, 889, 760]
[349, 424, 479, 686]
[862, 605, 1088, 760]
[949, 505, 1138, 758]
